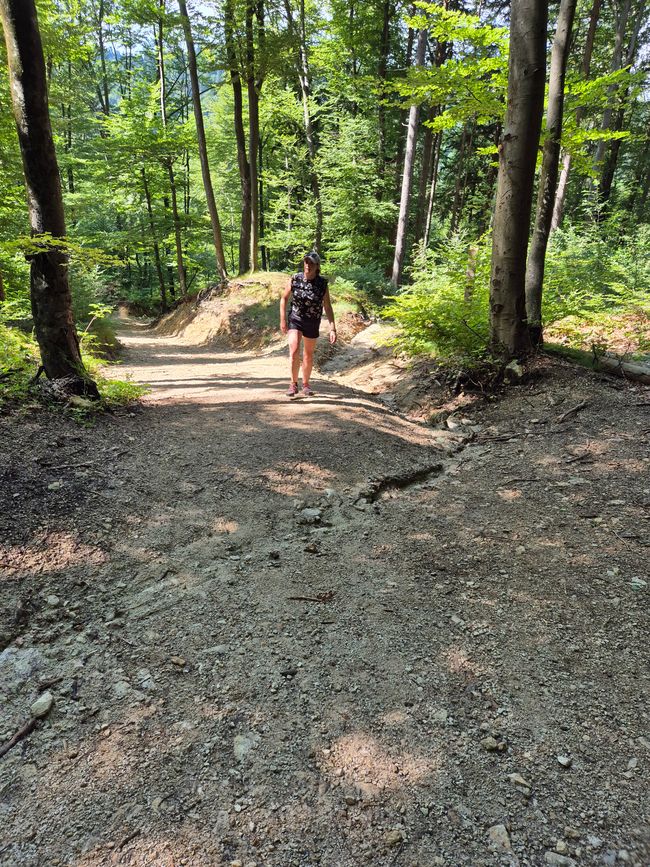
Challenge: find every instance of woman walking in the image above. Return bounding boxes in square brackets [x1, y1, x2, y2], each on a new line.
[280, 252, 336, 396]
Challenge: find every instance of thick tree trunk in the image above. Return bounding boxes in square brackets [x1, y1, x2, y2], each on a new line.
[391, 28, 427, 288]
[141, 168, 168, 311]
[225, 0, 251, 273]
[551, 0, 601, 230]
[489, 0, 547, 358]
[246, 0, 260, 270]
[414, 107, 436, 241]
[525, 0, 577, 346]
[0, 0, 98, 396]
[177, 0, 228, 279]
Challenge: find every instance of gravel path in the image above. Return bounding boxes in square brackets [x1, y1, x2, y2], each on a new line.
[1, 320, 648, 867]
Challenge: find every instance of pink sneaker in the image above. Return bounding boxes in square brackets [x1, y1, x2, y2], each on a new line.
[286, 382, 299, 396]
[302, 385, 315, 396]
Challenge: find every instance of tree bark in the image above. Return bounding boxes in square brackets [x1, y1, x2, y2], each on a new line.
[141, 167, 168, 311]
[391, 28, 427, 288]
[177, 0, 228, 279]
[96, 0, 110, 116]
[592, 0, 632, 179]
[0, 0, 98, 396]
[284, 0, 323, 252]
[450, 122, 472, 235]
[597, 0, 645, 205]
[377, 0, 392, 173]
[224, 0, 251, 273]
[157, 0, 187, 298]
[525, 0, 577, 346]
[489, 0, 547, 358]
[423, 129, 442, 247]
[246, 0, 260, 270]
[414, 107, 436, 241]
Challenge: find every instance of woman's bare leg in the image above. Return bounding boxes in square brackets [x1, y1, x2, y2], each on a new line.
[288, 329, 302, 383]
[301, 337, 317, 386]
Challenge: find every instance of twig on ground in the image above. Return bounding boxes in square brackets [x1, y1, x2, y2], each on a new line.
[118, 830, 141, 850]
[288, 591, 336, 603]
[0, 717, 38, 759]
[557, 399, 589, 423]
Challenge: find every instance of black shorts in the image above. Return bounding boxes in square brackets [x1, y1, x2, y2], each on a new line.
[288, 314, 320, 339]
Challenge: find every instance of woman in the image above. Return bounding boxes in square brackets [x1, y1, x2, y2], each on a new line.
[280, 252, 336, 397]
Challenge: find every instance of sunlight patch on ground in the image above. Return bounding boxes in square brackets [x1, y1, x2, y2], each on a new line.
[0, 531, 106, 579]
[322, 731, 439, 790]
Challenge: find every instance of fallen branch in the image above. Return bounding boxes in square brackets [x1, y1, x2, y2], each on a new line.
[287, 591, 336, 603]
[557, 400, 589, 423]
[545, 343, 650, 385]
[0, 717, 38, 759]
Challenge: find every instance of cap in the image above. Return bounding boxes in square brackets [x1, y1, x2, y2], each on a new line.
[304, 251, 321, 266]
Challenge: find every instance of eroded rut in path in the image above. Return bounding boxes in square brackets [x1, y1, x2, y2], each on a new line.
[1, 320, 648, 867]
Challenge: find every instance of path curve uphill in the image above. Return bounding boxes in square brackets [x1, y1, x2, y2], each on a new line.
[0, 316, 648, 867]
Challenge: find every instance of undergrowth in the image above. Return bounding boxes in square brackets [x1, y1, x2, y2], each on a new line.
[0, 322, 145, 411]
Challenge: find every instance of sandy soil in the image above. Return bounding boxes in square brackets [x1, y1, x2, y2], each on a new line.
[1, 317, 649, 867]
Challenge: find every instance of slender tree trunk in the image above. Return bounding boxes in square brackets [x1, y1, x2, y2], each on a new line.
[157, 1, 187, 298]
[0, 0, 98, 395]
[377, 0, 391, 174]
[0, 267, 5, 303]
[415, 107, 436, 240]
[259, 134, 267, 270]
[96, 0, 110, 116]
[391, 28, 427, 288]
[246, 0, 260, 270]
[423, 129, 442, 247]
[393, 18, 416, 200]
[592, 0, 632, 178]
[489, 0, 547, 358]
[525, 0, 577, 346]
[225, 0, 251, 273]
[450, 122, 471, 235]
[141, 168, 167, 311]
[284, 0, 323, 252]
[177, 0, 228, 279]
[551, 0, 602, 230]
[597, 0, 645, 206]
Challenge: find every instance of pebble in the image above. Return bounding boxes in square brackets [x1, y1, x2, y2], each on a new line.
[233, 732, 260, 762]
[30, 691, 54, 719]
[298, 508, 322, 524]
[384, 828, 405, 847]
[170, 656, 186, 667]
[508, 772, 531, 789]
[45, 595, 60, 607]
[544, 853, 577, 866]
[488, 823, 512, 853]
[557, 754, 573, 768]
[481, 736, 499, 752]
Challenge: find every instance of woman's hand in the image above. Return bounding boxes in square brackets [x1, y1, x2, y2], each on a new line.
[280, 320, 288, 334]
[329, 328, 337, 345]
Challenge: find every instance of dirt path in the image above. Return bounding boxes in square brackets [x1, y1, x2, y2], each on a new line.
[1, 321, 648, 867]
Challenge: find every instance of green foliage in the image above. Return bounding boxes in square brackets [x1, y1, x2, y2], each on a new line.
[385, 238, 491, 357]
[0, 322, 40, 404]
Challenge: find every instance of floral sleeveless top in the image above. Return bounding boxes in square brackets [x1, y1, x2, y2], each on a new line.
[290, 273, 328, 322]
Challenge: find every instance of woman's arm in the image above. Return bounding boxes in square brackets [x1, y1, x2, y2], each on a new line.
[280, 279, 292, 333]
[323, 288, 336, 344]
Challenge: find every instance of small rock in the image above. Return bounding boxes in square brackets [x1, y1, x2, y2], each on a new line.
[544, 853, 577, 866]
[617, 850, 630, 862]
[481, 736, 499, 752]
[304, 543, 319, 554]
[47, 481, 63, 491]
[508, 772, 531, 789]
[170, 656, 186, 667]
[45, 594, 61, 607]
[564, 827, 581, 840]
[233, 732, 260, 762]
[384, 828, 405, 847]
[504, 359, 525, 383]
[432, 709, 448, 723]
[488, 823, 512, 853]
[113, 680, 131, 698]
[68, 395, 95, 410]
[298, 508, 322, 525]
[30, 691, 54, 718]
[557, 754, 572, 768]
[555, 839, 569, 854]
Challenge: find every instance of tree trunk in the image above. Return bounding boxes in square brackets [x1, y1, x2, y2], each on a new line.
[551, 0, 601, 230]
[450, 122, 471, 235]
[177, 0, 228, 279]
[96, 0, 110, 116]
[377, 0, 392, 173]
[246, 0, 260, 270]
[393, 18, 416, 201]
[157, 1, 187, 298]
[489, 0, 547, 358]
[423, 129, 442, 247]
[0, 0, 98, 396]
[525, 0, 577, 346]
[391, 28, 427, 288]
[0, 267, 5, 303]
[225, 0, 251, 273]
[414, 107, 436, 241]
[592, 0, 632, 178]
[284, 0, 323, 252]
[141, 168, 168, 311]
[597, 0, 645, 205]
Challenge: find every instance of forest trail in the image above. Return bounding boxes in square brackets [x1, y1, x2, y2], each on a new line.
[1, 321, 649, 867]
